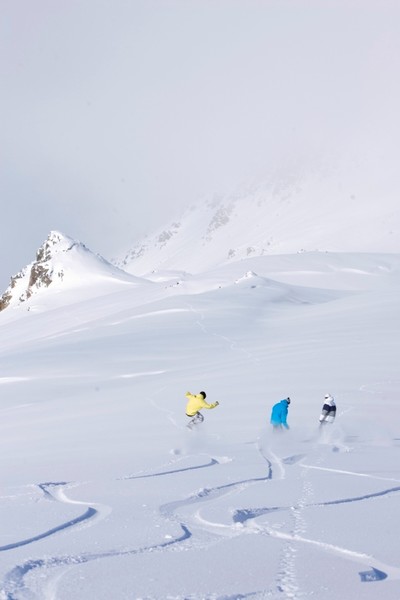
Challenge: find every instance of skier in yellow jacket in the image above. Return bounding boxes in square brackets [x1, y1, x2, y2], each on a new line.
[185, 391, 219, 428]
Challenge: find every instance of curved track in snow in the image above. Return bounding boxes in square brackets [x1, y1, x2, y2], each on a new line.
[2, 441, 400, 599]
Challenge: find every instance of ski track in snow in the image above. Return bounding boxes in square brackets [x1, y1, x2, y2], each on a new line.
[0, 477, 192, 600]
[2, 319, 400, 600]
[2, 440, 400, 599]
[120, 457, 220, 480]
[0, 482, 108, 554]
[0, 525, 192, 600]
[2, 307, 399, 599]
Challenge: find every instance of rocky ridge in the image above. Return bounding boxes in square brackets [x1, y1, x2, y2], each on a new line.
[0, 231, 132, 312]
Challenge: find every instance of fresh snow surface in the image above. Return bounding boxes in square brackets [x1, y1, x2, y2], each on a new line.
[1, 251, 400, 599]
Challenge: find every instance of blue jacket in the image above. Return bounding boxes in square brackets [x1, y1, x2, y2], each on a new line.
[270, 399, 290, 428]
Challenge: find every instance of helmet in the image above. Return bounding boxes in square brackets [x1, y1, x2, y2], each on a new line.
[287, 397, 291, 404]
[200, 391, 207, 399]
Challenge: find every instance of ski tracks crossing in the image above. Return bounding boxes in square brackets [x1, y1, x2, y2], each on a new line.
[2, 437, 400, 599]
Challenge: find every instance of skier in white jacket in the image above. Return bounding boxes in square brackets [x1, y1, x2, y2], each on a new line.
[319, 394, 336, 425]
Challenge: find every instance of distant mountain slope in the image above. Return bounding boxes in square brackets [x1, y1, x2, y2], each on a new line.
[116, 172, 400, 276]
[0, 231, 141, 312]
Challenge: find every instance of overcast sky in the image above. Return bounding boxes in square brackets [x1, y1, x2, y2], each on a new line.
[1, 0, 400, 290]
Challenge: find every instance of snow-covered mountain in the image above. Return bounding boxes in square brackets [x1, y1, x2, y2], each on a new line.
[0, 230, 141, 312]
[116, 172, 400, 276]
[1, 187, 400, 597]
[2, 166, 399, 315]
[1, 241, 400, 598]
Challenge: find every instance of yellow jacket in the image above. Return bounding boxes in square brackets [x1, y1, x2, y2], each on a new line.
[185, 392, 218, 416]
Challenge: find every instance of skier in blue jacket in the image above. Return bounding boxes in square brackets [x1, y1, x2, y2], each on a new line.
[270, 397, 291, 430]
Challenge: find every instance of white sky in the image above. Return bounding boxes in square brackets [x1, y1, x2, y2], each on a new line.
[1, 0, 400, 290]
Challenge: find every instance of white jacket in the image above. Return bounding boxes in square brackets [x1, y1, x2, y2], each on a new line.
[319, 395, 336, 423]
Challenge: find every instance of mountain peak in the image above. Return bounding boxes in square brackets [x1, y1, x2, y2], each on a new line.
[35, 230, 78, 262]
[0, 231, 133, 312]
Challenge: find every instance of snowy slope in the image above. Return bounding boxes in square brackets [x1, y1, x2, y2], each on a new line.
[116, 171, 400, 276]
[0, 231, 147, 314]
[0, 245, 400, 599]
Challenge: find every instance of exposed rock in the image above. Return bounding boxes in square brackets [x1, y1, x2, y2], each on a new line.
[0, 230, 129, 312]
[0, 231, 72, 311]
